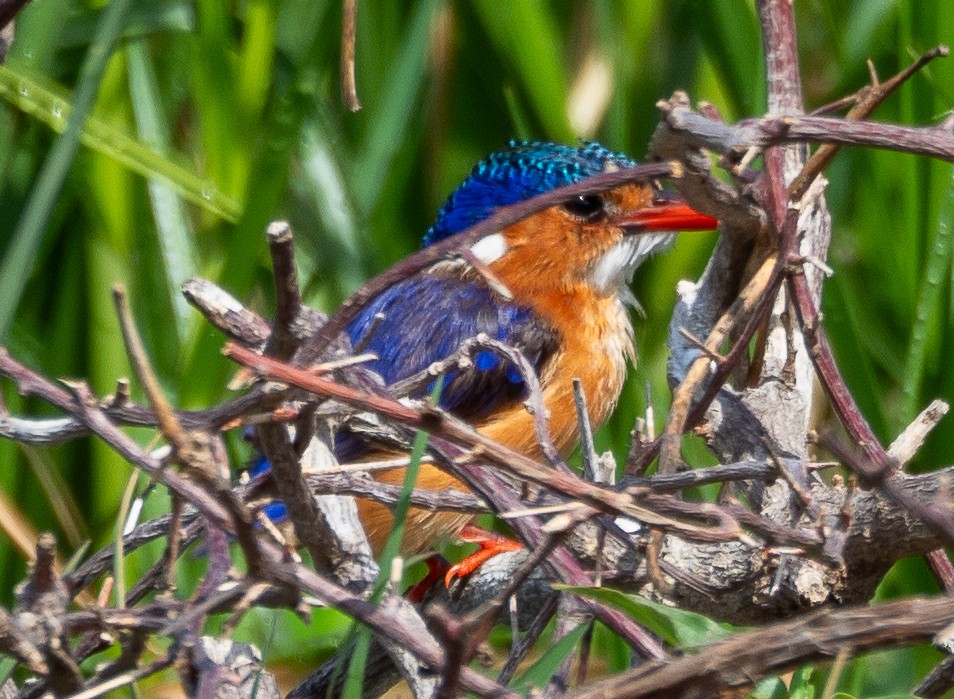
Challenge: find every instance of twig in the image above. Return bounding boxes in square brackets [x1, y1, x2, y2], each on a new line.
[181, 278, 272, 347]
[572, 379, 599, 481]
[112, 285, 188, 454]
[0, 0, 31, 32]
[820, 433, 954, 547]
[659, 251, 780, 474]
[67, 655, 175, 699]
[264, 220, 304, 360]
[888, 399, 950, 468]
[665, 110, 954, 164]
[227, 342, 747, 541]
[789, 45, 949, 200]
[340, 0, 361, 111]
[914, 653, 954, 699]
[497, 592, 559, 684]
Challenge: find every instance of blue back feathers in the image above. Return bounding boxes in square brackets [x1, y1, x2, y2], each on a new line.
[423, 140, 637, 245]
[347, 274, 556, 418]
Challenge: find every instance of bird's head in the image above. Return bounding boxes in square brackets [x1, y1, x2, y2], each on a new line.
[424, 140, 717, 299]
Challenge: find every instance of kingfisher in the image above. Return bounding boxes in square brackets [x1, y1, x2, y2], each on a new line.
[330, 140, 717, 572]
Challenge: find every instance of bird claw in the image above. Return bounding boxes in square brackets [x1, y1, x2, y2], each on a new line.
[443, 524, 523, 587]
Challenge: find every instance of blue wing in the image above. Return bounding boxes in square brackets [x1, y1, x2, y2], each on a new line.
[346, 271, 557, 419]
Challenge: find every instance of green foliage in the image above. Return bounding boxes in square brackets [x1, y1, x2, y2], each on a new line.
[1, 0, 952, 695]
[557, 585, 739, 648]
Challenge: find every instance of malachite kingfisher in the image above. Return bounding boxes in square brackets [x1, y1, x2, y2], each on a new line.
[330, 140, 718, 560]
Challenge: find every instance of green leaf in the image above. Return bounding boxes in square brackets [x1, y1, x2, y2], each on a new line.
[788, 666, 815, 699]
[511, 622, 589, 692]
[557, 585, 739, 648]
[0, 65, 241, 222]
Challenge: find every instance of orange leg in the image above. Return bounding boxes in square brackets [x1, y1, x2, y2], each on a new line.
[444, 524, 523, 586]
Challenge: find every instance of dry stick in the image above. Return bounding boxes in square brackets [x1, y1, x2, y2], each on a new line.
[181, 277, 272, 348]
[914, 654, 954, 699]
[235, 337, 674, 658]
[70, 456, 784, 603]
[0, 0, 31, 31]
[69, 656, 176, 699]
[112, 285, 187, 454]
[566, 595, 954, 699]
[760, 34, 954, 594]
[662, 108, 954, 165]
[264, 220, 304, 360]
[457, 532, 564, 646]
[224, 346, 700, 658]
[0, 607, 48, 673]
[758, 0, 803, 116]
[497, 592, 560, 684]
[432, 535, 563, 699]
[0, 384, 276, 444]
[442, 454, 669, 661]
[340, 0, 360, 111]
[888, 399, 950, 468]
[658, 250, 780, 474]
[886, 399, 954, 593]
[761, 30, 954, 590]
[573, 379, 599, 481]
[255, 219, 358, 576]
[114, 286, 265, 576]
[646, 249, 786, 581]
[818, 431, 954, 548]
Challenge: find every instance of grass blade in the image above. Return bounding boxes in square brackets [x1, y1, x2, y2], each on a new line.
[0, 65, 241, 222]
[0, 0, 133, 339]
[125, 39, 198, 339]
[900, 169, 954, 424]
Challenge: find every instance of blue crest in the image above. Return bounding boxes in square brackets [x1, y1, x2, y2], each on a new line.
[422, 140, 636, 246]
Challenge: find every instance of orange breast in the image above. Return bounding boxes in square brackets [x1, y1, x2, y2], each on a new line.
[357, 284, 634, 555]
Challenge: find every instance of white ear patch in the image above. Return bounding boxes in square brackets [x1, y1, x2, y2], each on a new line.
[469, 233, 508, 264]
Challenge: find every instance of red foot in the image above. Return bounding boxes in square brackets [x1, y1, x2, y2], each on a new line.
[406, 555, 450, 603]
[444, 524, 523, 587]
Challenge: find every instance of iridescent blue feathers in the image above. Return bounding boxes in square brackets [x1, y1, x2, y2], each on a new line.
[347, 274, 556, 417]
[423, 140, 636, 245]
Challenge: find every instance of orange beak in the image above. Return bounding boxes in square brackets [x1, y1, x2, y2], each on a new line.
[616, 194, 718, 233]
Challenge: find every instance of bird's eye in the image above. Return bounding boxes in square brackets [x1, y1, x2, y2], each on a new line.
[561, 194, 606, 221]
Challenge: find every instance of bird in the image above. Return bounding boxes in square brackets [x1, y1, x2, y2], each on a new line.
[334, 140, 718, 572]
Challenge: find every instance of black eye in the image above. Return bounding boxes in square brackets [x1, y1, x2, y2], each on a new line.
[561, 194, 605, 221]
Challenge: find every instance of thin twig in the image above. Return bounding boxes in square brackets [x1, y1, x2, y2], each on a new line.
[789, 45, 949, 200]
[264, 220, 304, 360]
[340, 0, 361, 111]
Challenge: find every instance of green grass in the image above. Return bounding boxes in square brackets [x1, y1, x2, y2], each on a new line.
[0, 1, 952, 695]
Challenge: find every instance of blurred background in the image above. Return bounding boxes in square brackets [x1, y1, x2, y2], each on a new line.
[0, 0, 952, 694]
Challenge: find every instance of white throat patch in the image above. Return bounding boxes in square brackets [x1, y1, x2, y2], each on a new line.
[589, 233, 675, 294]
